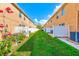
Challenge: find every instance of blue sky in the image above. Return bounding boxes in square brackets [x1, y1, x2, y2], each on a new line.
[17, 3, 61, 25]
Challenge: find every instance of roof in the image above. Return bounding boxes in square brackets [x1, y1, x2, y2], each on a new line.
[11, 3, 36, 26]
[43, 3, 67, 28]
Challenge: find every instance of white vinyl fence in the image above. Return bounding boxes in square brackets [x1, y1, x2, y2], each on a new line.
[28, 28, 39, 33]
[53, 26, 69, 38]
[14, 26, 29, 35]
[14, 26, 39, 34]
[43, 25, 69, 38]
[43, 28, 53, 34]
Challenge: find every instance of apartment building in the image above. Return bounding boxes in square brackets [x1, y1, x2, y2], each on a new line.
[0, 3, 36, 40]
[43, 3, 79, 43]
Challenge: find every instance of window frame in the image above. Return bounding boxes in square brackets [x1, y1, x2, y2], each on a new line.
[62, 8, 65, 16]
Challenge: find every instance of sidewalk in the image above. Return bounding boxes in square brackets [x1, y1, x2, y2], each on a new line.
[58, 38, 79, 50]
[49, 34, 79, 50]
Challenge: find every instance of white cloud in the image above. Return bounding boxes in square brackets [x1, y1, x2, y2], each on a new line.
[34, 18, 38, 23]
[33, 13, 53, 25]
[52, 4, 64, 15]
[47, 14, 52, 18]
[33, 4, 63, 25]
[33, 18, 48, 25]
[39, 19, 48, 25]
[47, 4, 62, 19]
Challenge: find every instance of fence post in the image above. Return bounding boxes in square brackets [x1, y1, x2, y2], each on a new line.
[67, 25, 70, 40]
[53, 25, 54, 37]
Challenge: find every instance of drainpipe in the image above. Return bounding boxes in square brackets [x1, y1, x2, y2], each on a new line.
[75, 4, 78, 44]
[52, 24, 55, 37]
[53, 25, 54, 37]
[67, 24, 70, 40]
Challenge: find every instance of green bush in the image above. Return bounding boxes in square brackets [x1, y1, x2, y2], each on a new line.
[0, 40, 12, 56]
[16, 33, 25, 41]
[0, 33, 25, 56]
[6, 33, 25, 42]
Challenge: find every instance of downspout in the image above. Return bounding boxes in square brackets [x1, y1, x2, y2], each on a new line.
[75, 4, 78, 43]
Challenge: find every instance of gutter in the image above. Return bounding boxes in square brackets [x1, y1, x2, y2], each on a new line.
[43, 3, 67, 28]
[11, 3, 36, 26]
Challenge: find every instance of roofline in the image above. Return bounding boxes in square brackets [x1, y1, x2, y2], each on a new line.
[43, 3, 67, 28]
[11, 3, 36, 26]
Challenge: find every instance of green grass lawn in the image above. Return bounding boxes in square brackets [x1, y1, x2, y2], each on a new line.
[17, 30, 79, 56]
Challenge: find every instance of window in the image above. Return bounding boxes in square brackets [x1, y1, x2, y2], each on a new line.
[19, 12, 22, 18]
[50, 30, 53, 34]
[62, 8, 65, 16]
[59, 24, 61, 26]
[51, 20, 52, 23]
[19, 24, 21, 26]
[59, 23, 65, 26]
[62, 23, 65, 26]
[24, 17, 26, 20]
[56, 15, 60, 19]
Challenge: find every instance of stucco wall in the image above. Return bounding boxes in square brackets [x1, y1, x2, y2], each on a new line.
[44, 3, 78, 32]
[0, 3, 36, 33]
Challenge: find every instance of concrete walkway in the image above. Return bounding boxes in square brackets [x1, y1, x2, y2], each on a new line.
[58, 38, 79, 50]
[49, 34, 79, 50]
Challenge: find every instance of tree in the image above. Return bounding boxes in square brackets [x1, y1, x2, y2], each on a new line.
[36, 25, 43, 30]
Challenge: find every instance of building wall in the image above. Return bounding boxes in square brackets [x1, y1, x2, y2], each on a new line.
[0, 4, 19, 33]
[45, 4, 77, 32]
[0, 3, 36, 33]
[28, 20, 36, 28]
[75, 4, 79, 42]
[22, 15, 36, 28]
[43, 3, 79, 42]
[0, 3, 36, 40]
[75, 4, 79, 32]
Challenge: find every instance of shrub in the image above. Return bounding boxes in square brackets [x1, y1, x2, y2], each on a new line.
[0, 32, 25, 56]
[5, 33, 25, 43]
[16, 33, 25, 41]
[0, 40, 12, 56]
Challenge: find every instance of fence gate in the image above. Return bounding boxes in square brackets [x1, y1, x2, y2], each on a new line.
[14, 26, 29, 35]
[53, 26, 69, 38]
[43, 28, 53, 34]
